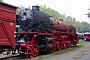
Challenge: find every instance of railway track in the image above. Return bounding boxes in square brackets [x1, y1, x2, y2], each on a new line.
[0, 54, 30, 60]
[0, 56, 18, 60]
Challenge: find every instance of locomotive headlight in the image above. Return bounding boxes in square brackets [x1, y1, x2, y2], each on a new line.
[21, 16, 26, 21]
[23, 16, 26, 20]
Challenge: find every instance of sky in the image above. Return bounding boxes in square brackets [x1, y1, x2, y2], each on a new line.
[3, 0, 90, 23]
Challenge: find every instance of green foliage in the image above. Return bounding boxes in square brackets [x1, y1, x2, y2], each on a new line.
[60, 14, 66, 21]
[74, 21, 83, 33]
[0, 0, 3, 2]
[81, 22, 90, 32]
[28, 5, 31, 10]
[87, 6, 90, 18]
[38, 56, 43, 60]
[87, 13, 90, 17]
[16, 5, 31, 14]
[16, 5, 25, 14]
[40, 5, 61, 19]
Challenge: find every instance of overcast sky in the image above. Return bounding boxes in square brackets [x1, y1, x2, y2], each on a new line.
[3, 0, 90, 23]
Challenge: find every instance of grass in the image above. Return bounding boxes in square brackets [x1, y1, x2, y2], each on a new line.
[38, 56, 43, 60]
[52, 42, 88, 55]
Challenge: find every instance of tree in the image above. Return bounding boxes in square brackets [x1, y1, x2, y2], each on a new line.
[75, 21, 83, 33]
[16, 5, 31, 14]
[87, 5, 90, 18]
[40, 5, 61, 19]
[60, 14, 66, 21]
[81, 22, 90, 33]
[28, 5, 31, 10]
[66, 16, 73, 24]
[16, 5, 25, 14]
[0, 0, 3, 2]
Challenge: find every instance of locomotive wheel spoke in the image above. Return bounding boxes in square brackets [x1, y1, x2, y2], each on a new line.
[64, 43, 66, 49]
[63, 43, 66, 49]
[57, 43, 62, 51]
[49, 42, 56, 53]
[50, 45, 56, 53]
[31, 44, 39, 57]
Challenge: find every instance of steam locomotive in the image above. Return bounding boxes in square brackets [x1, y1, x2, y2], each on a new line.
[0, 2, 78, 57]
[15, 6, 78, 57]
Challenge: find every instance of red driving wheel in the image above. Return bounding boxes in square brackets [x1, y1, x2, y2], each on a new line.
[31, 44, 39, 57]
[63, 43, 67, 49]
[49, 41, 56, 53]
[57, 43, 62, 51]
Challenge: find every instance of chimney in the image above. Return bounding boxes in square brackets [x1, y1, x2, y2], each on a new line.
[32, 6, 40, 11]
